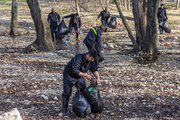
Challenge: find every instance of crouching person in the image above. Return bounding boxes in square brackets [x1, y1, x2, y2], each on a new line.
[62, 50, 101, 116]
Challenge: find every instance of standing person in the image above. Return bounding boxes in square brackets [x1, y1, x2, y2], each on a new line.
[157, 4, 168, 34]
[47, 8, 61, 42]
[83, 24, 107, 67]
[97, 7, 111, 26]
[62, 50, 101, 116]
[63, 13, 82, 43]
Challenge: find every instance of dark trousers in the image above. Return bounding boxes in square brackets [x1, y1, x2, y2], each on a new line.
[158, 20, 166, 35]
[50, 25, 58, 42]
[62, 77, 86, 109]
[68, 25, 79, 40]
[159, 25, 163, 34]
[101, 19, 108, 25]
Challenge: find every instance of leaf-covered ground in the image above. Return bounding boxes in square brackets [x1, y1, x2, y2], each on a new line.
[0, 1, 180, 120]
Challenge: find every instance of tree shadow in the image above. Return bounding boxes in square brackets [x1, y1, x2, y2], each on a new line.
[1, 83, 178, 119]
[0, 18, 35, 31]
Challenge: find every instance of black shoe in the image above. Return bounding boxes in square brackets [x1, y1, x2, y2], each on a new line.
[63, 108, 68, 117]
[98, 65, 104, 68]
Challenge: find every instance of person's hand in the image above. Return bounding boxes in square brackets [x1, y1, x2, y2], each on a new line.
[85, 74, 93, 80]
[96, 18, 100, 24]
[101, 50, 104, 54]
[96, 78, 101, 84]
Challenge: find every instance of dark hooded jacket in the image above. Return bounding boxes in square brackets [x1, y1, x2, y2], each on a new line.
[63, 53, 98, 84]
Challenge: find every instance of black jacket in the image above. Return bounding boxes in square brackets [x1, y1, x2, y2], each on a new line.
[47, 12, 60, 26]
[157, 7, 167, 23]
[98, 10, 110, 23]
[63, 54, 98, 84]
[64, 14, 82, 28]
[83, 26, 103, 51]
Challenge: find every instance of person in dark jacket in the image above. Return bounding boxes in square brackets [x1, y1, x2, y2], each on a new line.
[62, 50, 100, 116]
[157, 4, 168, 34]
[97, 7, 110, 26]
[47, 8, 60, 42]
[83, 24, 107, 66]
[63, 13, 82, 42]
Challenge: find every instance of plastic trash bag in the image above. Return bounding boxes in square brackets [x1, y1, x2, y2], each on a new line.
[56, 20, 68, 40]
[58, 19, 68, 35]
[163, 21, 171, 33]
[84, 81, 103, 113]
[73, 89, 91, 118]
[159, 21, 165, 28]
[159, 21, 171, 33]
[108, 17, 117, 29]
[57, 34, 65, 40]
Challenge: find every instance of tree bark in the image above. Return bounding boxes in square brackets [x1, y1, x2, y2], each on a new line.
[24, 0, 55, 53]
[123, 0, 127, 10]
[10, 0, 18, 36]
[132, 0, 159, 59]
[127, 0, 131, 11]
[132, 0, 146, 51]
[114, 0, 139, 51]
[145, 0, 159, 55]
[176, 0, 179, 10]
[119, 0, 122, 8]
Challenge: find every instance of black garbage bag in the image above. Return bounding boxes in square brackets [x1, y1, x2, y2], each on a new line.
[108, 17, 117, 29]
[73, 89, 91, 118]
[58, 19, 68, 35]
[159, 21, 165, 28]
[84, 81, 103, 113]
[163, 21, 171, 33]
[57, 34, 65, 41]
[56, 19, 68, 40]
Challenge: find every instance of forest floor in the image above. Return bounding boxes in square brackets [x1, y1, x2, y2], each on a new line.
[0, 1, 180, 120]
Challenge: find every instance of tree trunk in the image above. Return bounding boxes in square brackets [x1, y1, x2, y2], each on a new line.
[145, 0, 159, 56]
[176, 0, 179, 10]
[24, 0, 55, 53]
[75, 0, 80, 14]
[119, 0, 122, 8]
[132, 0, 146, 51]
[127, 0, 131, 11]
[10, 0, 18, 36]
[123, 0, 127, 10]
[99, 0, 105, 10]
[114, 0, 139, 51]
[132, 0, 159, 60]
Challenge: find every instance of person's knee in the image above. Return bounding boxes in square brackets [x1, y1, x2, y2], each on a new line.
[62, 84, 73, 97]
